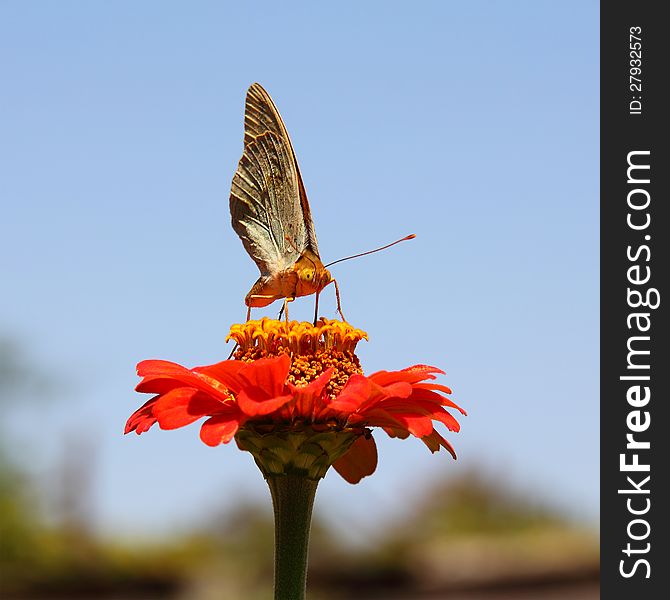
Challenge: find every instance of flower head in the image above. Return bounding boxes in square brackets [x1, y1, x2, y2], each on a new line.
[126, 318, 465, 483]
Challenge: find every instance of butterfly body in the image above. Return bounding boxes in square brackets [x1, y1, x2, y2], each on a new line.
[245, 250, 333, 308]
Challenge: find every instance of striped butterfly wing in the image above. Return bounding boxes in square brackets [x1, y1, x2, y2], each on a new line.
[241, 83, 320, 257]
[230, 129, 305, 277]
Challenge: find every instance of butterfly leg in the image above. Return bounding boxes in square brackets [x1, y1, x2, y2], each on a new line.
[227, 342, 239, 360]
[246, 306, 252, 321]
[278, 297, 294, 322]
[313, 292, 321, 325]
[333, 279, 346, 321]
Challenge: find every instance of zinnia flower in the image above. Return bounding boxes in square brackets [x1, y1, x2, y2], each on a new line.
[126, 318, 465, 484]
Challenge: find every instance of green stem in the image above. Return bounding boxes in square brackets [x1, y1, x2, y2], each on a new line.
[266, 474, 319, 600]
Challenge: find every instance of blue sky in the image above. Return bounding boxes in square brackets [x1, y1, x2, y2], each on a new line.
[1, 1, 599, 539]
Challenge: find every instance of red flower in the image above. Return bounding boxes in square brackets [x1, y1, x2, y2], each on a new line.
[126, 319, 466, 484]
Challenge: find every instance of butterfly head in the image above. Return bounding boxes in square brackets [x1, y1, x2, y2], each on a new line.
[298, 265, 331, 287]
[294, 251, 332, 296]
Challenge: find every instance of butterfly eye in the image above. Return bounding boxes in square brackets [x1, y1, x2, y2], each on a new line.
[301, 269, 314, 282]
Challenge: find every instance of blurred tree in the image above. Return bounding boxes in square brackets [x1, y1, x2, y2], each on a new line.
[0, 336, 47, 589]
[409, 469, 564, 538]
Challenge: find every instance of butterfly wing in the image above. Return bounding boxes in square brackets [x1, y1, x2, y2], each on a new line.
[230, 130, 305, 276]
[241, 83, 320, 256]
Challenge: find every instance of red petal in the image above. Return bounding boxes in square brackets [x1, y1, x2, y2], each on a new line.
[368, 365, 444, 386]
[428, 410, 461, 432]
[153, 388, 227, 430]
[331, 374, 411, 414]
[333, 435, 378, 484]
[391, 413, 435, 437]
[135, 377, 184, 395]
[199, 414, 241, 446]
[327, 375, 373, 414]
[288, 368, 334, 419]
[350, 408, 408, 432]
[229, 355, 294, 417]
[135, 360, 230, 401]
[236, 389, 293, 417]
[411, 387, 467, 415]
[135, 359, 192, 394]
[333, 377, 412, 417]
[125, 396, 159, 434]
[356, 380, 412, 413]
[382, 427, 410, 439]
[192, 359, 247, 393]
[362, 407, 434, 438]
[414, 382, 453, 395]
[422, 429, 457, 459]
[238, 354, 291, 397]
[371, 398, 462, 432]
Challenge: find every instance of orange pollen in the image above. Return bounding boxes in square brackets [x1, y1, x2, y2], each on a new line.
[227, 318, 368, 396]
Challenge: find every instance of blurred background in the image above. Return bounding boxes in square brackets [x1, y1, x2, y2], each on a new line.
[1, 1, 598, 598]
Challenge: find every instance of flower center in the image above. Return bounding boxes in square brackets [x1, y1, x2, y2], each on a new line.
[227, 318, 368, 397]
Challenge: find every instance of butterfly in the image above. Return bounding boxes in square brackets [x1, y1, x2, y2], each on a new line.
[229, 83, 414, 322]
[229, 83, 341, 322]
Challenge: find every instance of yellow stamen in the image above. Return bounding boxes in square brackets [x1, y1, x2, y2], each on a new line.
[227, 318, 368, 396]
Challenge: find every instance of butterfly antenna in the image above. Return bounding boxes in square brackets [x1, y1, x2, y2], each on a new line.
[324, 234, 416, 268]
